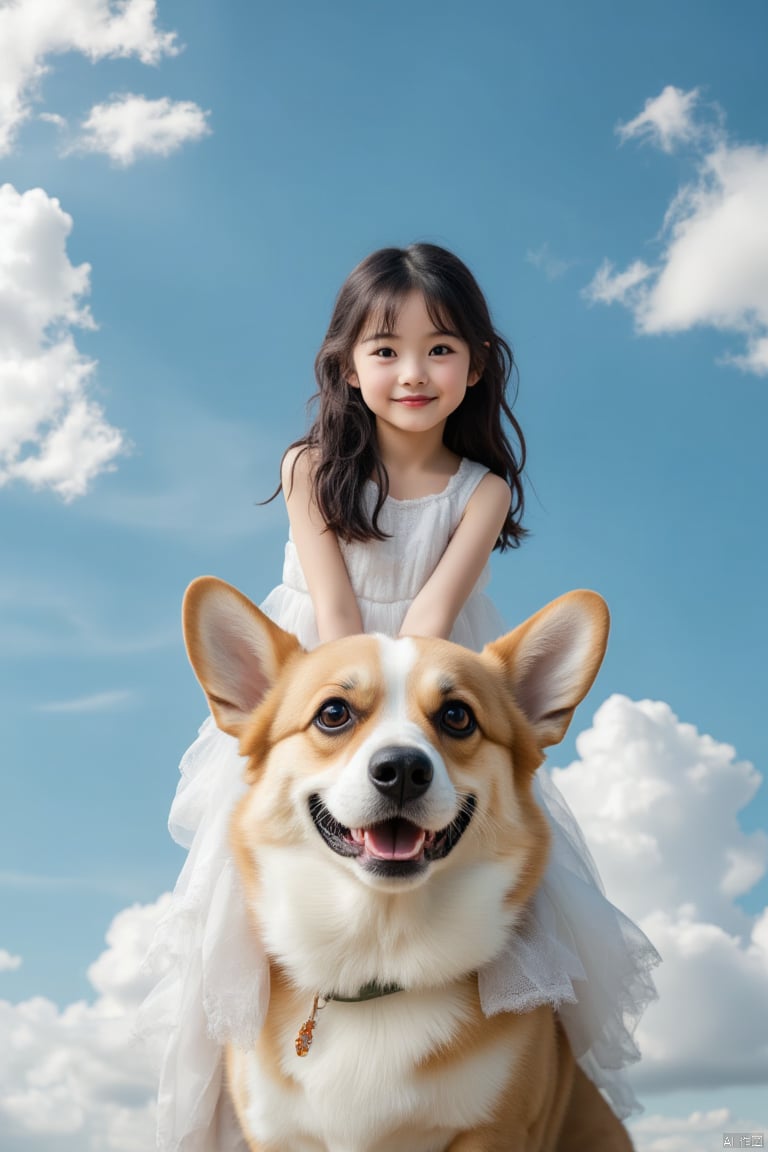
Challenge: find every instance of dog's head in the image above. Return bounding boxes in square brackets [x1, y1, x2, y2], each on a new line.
[182, 580, 609, 995]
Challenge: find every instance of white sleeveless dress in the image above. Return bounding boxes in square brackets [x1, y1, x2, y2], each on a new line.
[140, 458, 659, 1151]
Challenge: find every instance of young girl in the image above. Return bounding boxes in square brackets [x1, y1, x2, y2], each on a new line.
[141, 244, 659, 1152]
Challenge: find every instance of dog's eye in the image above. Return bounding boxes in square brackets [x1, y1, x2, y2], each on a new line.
[439, 702, 477, 737]
[314, 699, 352, 731]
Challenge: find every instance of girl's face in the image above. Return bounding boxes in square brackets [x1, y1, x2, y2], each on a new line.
[346, 291, 479, 439]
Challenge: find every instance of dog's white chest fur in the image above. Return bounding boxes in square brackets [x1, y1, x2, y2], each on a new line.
[240, 989, 518, 1152]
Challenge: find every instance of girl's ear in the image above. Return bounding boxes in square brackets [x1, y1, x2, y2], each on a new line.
[468, 340, 491, 388]
[347, 373, 360, 388]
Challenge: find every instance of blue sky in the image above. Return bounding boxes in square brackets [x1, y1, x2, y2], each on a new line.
[1, 1, 767, 1148]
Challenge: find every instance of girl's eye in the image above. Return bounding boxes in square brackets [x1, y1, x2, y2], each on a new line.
[430, 344, 453, 356]
[374, 347, 395, 358]
[438, 701, 477, 738]
[314, 699, 353, 731]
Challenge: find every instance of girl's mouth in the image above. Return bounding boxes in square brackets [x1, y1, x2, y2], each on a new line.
[394, 397, 435, 407]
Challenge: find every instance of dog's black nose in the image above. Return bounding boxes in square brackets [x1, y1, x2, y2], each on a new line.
[368, 746, 433, 804]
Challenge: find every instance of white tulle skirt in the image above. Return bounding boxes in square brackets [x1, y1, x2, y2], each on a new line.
[139, 711, 660, 1151]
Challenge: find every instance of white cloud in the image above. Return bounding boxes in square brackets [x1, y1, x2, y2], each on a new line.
[0, 897, 169, 1151]
[631, 907, 768, 1092]
[588, 88, 768, 375]
[551, 695, 768, 1092]
[728, 334, 768, 375]
[0, 184, 125, 499]
[630, 1107, 765, 1152]
[638, 145, 768, 341]
[38, 111, 66, 130]
[585, 259, 653, 306]
[75, 93, 210, 165]
[0, 0, 178, 155]
[36, 689, 136, 714]
[86, 898, 171, 1013]
[552, 696, 765, 931]
[617, 85, 702, 153]
[0, 951, 22, 973]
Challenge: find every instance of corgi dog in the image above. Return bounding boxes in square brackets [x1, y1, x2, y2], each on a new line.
[183, 577, 633, 1152]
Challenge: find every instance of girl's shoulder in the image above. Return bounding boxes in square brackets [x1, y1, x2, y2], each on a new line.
[280, 444, 317, 496]
[453, 459, 511, 519]
[454, 458, 510, 506]
[465, 467, 513, 519]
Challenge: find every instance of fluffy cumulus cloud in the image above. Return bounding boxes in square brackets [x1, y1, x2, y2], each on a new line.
[0, 0, 177, 155]
[633, 908, 768, 1091]
[551, 695, 768, 1094]
[586, 86, 768, 375]
[75, 93, 211, 164]
[0, 183, 124, 499]
[0, 951, 23, 973]
[0, 897, 169, 1151]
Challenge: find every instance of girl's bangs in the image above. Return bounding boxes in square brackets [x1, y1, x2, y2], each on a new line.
[358, 284, 463, 342]
[357, 289, 404, 339]
[422, 292, 463, 339]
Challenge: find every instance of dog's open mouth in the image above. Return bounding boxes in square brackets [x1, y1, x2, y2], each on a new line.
[308, 794, 476, 875]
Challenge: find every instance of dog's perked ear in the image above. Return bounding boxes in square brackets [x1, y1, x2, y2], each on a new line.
[486, 590, 610, 749]
[182, 577, 302, 738]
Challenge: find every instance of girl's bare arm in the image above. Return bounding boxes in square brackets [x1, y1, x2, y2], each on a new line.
[282, 448, 364, 643]
[398, 473, 512, 641]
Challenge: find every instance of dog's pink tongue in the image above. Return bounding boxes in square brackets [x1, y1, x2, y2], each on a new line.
[364, 819, 425, 861]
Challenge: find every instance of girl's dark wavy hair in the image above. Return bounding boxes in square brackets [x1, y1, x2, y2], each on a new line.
[279, 243, 527, 551]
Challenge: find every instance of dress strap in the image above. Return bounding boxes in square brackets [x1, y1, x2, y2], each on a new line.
[451, 458, 490, 511]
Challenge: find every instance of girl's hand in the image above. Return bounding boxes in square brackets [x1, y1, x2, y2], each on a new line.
[282, 447, 364, 643]
[398, 472, 512, 641]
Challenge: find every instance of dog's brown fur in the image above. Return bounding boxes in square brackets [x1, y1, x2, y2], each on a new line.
[183, 577, 633, 1152]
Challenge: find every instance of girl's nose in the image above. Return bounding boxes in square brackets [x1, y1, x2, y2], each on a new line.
[398, 357, 426, 386]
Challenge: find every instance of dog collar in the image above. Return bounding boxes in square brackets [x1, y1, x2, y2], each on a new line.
[295, 984, 405, 1057]
[324, 981, 404, 1003]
